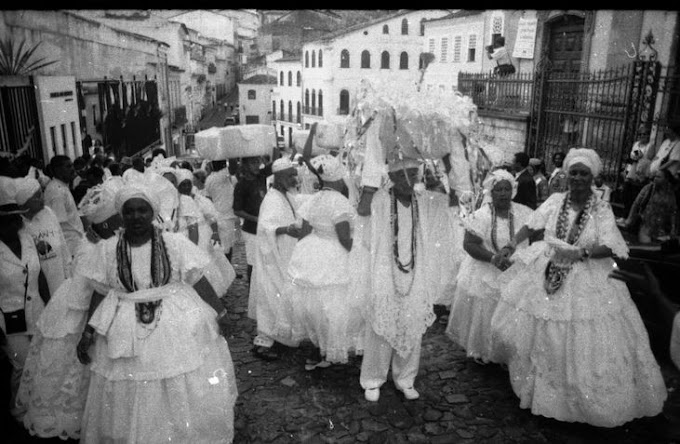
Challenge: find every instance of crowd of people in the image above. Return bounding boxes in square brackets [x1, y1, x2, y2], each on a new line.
[0, 120, 679, 442]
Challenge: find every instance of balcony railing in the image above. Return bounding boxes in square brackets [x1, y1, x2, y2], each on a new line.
[457, 71, 533, 113]
[275, 113, 298, 123]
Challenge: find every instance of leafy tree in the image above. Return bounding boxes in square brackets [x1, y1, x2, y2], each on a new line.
[0, 36, 57, 75]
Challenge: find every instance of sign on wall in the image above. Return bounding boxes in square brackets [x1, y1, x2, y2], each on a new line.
[513, 17, 538, 59]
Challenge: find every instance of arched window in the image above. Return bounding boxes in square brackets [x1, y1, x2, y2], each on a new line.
[305, 51, 309, 68]
[361, 50, 371, 68]
[381, 51, 390, 69]
[401, 18, 408, 35]
[312, 50, 316, 68]
[311, 89, 316, 113]
[296, 102, 301, 123]
[272, 101, 276, 120]
[339, 89, 350, 115]
[340, 49, 350, 68]
[382, 24, 389, 34]
[296, 71, 301, 86]
[399, 52, 409, 69]
[318, 90, 323, 116]
[280, 100, 284, 120]
[288, 71, 292, 86]
[288, 101, 292, 122]
[279, 71, 284, 86]
[305, 89, 309, 112]
[318, 50, 323, 67]
[420, 19, 425, 36]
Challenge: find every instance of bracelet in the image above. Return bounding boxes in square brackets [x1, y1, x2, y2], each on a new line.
[580, 247, 591, 261]
[216, 309, 228, 321]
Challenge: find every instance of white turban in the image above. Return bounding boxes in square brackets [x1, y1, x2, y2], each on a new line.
[79, 177, 125, 224]
[272, 157, 295, 173]
[311, 154, 345, 182]
[114, 183, 161, 219]
[174, 168, 194, 185]
[564, 147, 602, 177]
[14, 177, 41, 205]
[482, 168, 518, 198]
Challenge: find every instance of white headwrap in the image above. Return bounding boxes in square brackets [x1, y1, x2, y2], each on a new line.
[482, 168, 518, 198]
[114, 183, 161, 218]
[272, 157, 295, 173]
[174, 168, 194, 185]
[311, 154, 345, 182]
[79, 177, 125, 224]
[14, 177, 41, 205]
[563, 147, 602, 177]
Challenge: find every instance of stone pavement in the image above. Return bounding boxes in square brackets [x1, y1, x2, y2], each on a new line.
[224, 234, 680, 444]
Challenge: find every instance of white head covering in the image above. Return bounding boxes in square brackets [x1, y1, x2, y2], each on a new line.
[310, 154, 345, 182]
[0, 176, 27, 215]
[174, 168, 194, 185]
[483, 168, 518, 198]
[563, 147, 602, 177]
[78, 177, 125, 224]
[14, 177, 41, 205]
[114, 183, 161, 219]
[272, 157, 295, 173]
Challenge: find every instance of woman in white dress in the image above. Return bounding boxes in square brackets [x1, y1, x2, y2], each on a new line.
[17, 177, 124, 440]
[490, 148, 667, 427]
[287, 154, 366, 369]
[15, 177, 71, 295]
[174, 168, 235, 298]
[75, 182, 237, 443]
[446, 169, 533, 364]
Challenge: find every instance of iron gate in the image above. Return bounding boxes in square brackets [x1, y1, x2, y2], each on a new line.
[0, 77, 43, 160]
[527, 61, 662, 188]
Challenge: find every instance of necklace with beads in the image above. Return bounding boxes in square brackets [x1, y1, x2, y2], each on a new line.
[489, 203, 515, 253]
[544, 191, 595, 295]
[390, 188, 418, 273]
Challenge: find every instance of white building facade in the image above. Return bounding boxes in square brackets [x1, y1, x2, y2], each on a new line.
[238, 74, 276, 126]
[300, 10, 451, 128]
[271, 56, 303, 148]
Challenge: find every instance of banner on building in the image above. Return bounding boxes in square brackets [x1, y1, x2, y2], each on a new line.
[513, 17, 538, 59]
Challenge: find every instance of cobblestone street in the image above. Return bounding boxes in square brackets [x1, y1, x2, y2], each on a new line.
[225, 234, 680, 444]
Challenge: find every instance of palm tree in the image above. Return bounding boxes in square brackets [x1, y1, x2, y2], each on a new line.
[0, 36, 58, 75]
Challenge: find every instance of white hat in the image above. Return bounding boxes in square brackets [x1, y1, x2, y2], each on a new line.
[482, 168, 518, 198]
[272, 157, 295, 173]
[115, 183, 161, 219]
[78, 177, 125, 224]
[0, 176, 28, 215]
[310, 154, 345, 182]
[14, 177, 41, 206]
[564, 147, 602, 177]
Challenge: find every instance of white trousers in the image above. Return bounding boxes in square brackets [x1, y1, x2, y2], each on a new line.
[359, 326, 421, 391]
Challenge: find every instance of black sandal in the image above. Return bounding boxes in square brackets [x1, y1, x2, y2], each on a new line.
[252, 345, 279, 361]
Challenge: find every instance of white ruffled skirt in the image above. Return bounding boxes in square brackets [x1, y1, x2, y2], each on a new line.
[490, 242, 667, 427]
[80, 283, 238, 444]
[17, 275, 93, 440]
[287, 229, 369, 363]
[446, 256, 506, 364]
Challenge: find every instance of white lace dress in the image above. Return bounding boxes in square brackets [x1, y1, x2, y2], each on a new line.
[17, 241, 98, 440]
[490, 192, 667, 427]
[446, 202, 533, 364]
[287, 190, 366, 363]
[78, 231, 238, 444]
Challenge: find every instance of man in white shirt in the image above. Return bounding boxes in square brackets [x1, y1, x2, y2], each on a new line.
[204, 159, 239, 262]
[43, 155, 84, 259]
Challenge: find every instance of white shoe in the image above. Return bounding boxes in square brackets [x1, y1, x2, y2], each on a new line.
[401, 387, 420, 400]
[364, 388, 380, 402]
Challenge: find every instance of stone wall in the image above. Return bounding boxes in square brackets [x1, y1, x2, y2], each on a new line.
[477, 111, 529, 166]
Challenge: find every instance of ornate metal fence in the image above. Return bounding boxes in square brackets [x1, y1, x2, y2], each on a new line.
[0, 76, 42, 160]
[458, 71, 533, 114]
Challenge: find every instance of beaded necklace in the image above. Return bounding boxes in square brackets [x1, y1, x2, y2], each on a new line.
[489, 203, 515, 253]
[544, 191, 595, 295]
[390, 188, 418, 273]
